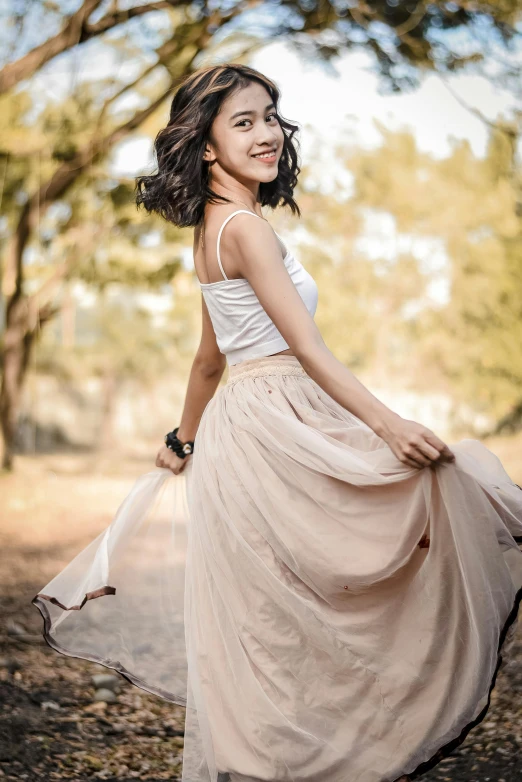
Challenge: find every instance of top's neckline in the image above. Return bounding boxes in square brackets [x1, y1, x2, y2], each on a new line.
[198, 248, 291, 289]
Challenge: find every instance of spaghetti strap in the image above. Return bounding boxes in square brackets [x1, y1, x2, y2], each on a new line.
[216, 209, 260, 280]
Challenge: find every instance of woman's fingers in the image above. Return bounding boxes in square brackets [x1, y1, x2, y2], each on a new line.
[415, 439, 442, 461]
[398, 440, 433, 468]
[384, 418, 455, 470]
[424, 432, 455, 462]
[439, 443, 455, 462]
[404, 455, 427, 469]
[155, 445, 188, 474]
[402, 434, 455, 469]
[397, 446, 430, 469]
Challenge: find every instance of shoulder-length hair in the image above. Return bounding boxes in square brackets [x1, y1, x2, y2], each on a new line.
[135, 63, 301, 227]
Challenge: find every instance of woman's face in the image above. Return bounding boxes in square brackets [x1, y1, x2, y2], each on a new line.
[204, 81, 284, 188]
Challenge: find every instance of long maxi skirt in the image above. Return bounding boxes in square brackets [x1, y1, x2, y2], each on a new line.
[32, 353, 522, 782]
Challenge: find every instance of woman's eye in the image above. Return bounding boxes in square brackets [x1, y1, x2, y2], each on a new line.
[235, 114, 279, 128]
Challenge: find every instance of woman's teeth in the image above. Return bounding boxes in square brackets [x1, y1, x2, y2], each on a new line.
[253, 151, 275, 159]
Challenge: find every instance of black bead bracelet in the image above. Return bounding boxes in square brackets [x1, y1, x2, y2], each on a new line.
[164, 426, 195, 458]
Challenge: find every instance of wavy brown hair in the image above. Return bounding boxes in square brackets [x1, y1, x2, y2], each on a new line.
[134, 63, 301, 228]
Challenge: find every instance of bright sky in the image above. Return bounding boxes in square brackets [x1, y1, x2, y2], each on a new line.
[33, 30, 512, 313]
[112, 41, 519, 180]
[109, 39, 519, 309]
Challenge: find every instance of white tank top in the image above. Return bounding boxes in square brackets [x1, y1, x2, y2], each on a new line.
[198, 210, 319, 365]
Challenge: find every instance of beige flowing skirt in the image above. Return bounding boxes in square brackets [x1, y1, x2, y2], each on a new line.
[33, 354, 522, 782]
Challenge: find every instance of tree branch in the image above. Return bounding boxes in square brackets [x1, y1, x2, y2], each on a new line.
[2, 0, 251, 307]
[394, 2, 427, 38]
[0, 0, 103, 94]
[440, 76, 518, 137]
[0, 0, 183, 95]
[3, 82, 173, 301]
[85, 0, 178, 36]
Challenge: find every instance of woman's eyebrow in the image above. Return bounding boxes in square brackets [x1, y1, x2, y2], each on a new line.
[230, 103, 275, 121]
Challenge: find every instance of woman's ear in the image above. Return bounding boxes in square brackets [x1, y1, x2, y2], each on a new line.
[202, 143, 214, 164]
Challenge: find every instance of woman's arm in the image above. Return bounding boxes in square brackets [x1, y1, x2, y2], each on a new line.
[156, 293, 226, 474]
[229, 213, 455, 471]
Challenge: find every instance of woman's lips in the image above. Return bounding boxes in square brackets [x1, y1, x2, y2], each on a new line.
[252, 150, 277, 163]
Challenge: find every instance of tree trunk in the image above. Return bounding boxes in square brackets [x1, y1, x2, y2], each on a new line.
[0, 20, 227, 469]
[97, 368, 120, 453]
[0, 296, 57, 470]
[61, 282, 76, 347]
[0, 82, 173, 470]
[0, 296, 33, 470]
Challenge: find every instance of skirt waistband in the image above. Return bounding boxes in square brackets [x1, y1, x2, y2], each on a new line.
[226, 354, 309, 384]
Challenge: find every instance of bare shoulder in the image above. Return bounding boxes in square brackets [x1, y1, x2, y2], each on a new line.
[213, 208, 266, 241]
[202, 207, 265, 249]
[223, 208, 269, 234]
[225, 211, 282, 269]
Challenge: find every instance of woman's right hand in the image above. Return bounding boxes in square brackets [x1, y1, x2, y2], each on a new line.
[378, 414, 455, 470]
[155, 444, 191, 475]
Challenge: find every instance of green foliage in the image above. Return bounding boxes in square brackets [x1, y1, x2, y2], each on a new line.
[0, 77, 192, 392]
[326, 122, 522, 430]
[1, 0, 522, 447]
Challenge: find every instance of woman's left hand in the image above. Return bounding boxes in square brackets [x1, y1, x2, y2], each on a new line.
[155, 444, 191, 475]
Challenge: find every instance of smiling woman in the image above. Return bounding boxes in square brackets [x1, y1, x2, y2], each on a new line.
[133, 65, 301, 230]
[32, 62, 522, 782]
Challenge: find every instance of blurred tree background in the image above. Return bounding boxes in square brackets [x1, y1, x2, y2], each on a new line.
[1, 0, 522, 471]
[2, 7, 522, 779]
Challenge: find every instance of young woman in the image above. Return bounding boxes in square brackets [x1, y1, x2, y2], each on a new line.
[33, 64, 522, 782]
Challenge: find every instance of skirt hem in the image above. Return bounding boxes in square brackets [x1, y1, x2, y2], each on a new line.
[32, 579, 522, 781]
[31, 593, 188, 707]
[406, 581, 522, 780]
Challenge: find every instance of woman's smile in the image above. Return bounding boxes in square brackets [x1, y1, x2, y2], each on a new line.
[251, 149, 277, 163]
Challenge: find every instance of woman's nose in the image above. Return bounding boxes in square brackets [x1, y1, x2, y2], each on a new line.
[256, 124, 279, 145]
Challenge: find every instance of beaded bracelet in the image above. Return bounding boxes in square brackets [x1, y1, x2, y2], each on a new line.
[164, 426, 195, 458]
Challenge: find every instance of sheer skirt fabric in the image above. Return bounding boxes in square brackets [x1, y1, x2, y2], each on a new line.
[33, 354, 522, 782]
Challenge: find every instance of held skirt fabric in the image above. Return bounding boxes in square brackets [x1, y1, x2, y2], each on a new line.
[32, 354, 522, 782]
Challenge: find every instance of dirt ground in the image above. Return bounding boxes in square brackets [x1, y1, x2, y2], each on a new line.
[1, 443, 521, 782]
